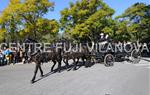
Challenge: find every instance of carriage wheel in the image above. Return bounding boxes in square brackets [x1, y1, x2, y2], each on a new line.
[131, 49, 141, 64]
[104, 54, 115, 67]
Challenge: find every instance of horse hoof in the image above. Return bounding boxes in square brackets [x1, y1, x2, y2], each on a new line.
[51, 70, 54, 72]
[73, 68, 77, 71]
[57, 69, 61, 73]
[85, 66, 88, 68]
[40, 75, 44, 77]
[30, 80, 35, 84]
[67, 69, 70, 71]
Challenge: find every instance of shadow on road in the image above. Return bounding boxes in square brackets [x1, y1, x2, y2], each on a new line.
[32, 61, 95, 84]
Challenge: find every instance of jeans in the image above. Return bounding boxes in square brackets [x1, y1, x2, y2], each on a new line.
[0, 57, 3, 66]
[13, 56, 18, 64]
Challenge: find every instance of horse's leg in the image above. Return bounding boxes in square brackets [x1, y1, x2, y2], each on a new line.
[86, 57, 91, 67]
[38, 64, 43, 77]
[77, 57, 80, 63]
[73, 58, 78, 70]
[82, 56, 86, 65]
[65, 58, 69, 68]
[83, 56, 90, 67]
[66, 58, 71, 71]
[57, 60, 61, 73]
[51, 60, 56, 72]
[31, 63, 39, 83]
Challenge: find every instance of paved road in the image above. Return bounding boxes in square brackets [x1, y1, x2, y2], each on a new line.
[0, 59, 149, 95]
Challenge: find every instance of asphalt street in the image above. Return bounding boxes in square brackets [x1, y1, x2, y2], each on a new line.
[0, 59, 149, 95]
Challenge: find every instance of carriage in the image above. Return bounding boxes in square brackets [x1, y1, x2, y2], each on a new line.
[93, 40, 142, 67]
[61, 37, 142, 67]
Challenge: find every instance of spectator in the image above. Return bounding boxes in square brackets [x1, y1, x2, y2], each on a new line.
[19, 48, 23, 62]
[11, 48, 15, 64]
[2, 47, 12, 65]
[0, 50, 4, 66]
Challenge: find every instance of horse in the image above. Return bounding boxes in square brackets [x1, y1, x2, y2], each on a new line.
[62, 43, 92, 70]
[29, 47, 63, 83]
[25, 39, 68, 83]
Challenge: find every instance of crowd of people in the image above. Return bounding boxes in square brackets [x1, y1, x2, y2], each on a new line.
[0, 47, 24, 66]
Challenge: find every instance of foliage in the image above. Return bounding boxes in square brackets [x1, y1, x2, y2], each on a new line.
[60, 0, 115, 42]
[0, 28, 6, 42]
[0, 0, 58, 42]
[115, 3, 150, 42]
[0, 0, 150, 43]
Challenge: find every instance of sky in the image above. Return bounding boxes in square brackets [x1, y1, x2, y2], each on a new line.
[0, 0, 150, 21]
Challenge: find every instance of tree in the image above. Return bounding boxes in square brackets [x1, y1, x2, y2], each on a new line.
[60, 0, 115, 42]
[0, 28, 5, 42]
[18, 0, 55, 40]
[36, 18, 59, 42]
[116, 3, 150, 42]
[113, 21, 131, 42]
[0, 0, 58, 42]
[0, 0, 22, 42]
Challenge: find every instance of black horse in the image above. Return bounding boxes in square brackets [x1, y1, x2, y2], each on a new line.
[24, 39, 62, 83]
[29, 47, 63, 83]
[62, 43, 92, 70]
